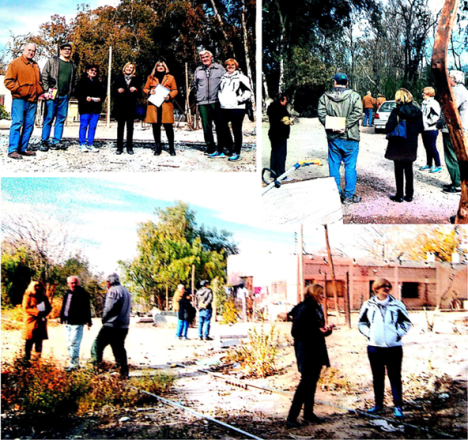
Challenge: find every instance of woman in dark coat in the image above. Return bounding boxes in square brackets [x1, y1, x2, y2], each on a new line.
[286, 284, 335, 427]
[74, 63, 105, 152]
[112, 62, 141, 155]
[385, 88, 423, 202]
[176, 290, 196, 340]
[267, 93, 291, 179]
[22, 281, 52, 360]
[143, 61, 178, 156]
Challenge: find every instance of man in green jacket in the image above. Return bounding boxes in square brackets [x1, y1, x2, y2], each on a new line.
[317, 73, 363, 205]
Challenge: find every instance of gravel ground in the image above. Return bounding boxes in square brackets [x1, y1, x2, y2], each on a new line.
[261, 118, 461, 224]
[0, 120, 256, 173]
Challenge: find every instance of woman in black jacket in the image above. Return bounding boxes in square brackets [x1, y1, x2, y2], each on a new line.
[176, 290, 196, 340]
[267, 93, 291, 179]
[286, 284, 335, 428]
[112, 63, 141, 155]
[75, 64, 105, 152]
[385, 89, 423, 202]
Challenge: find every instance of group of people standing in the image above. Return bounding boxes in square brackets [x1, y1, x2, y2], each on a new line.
[4, 43, 252, 160]
[286, 279, 411, 427]
[267, 70, 467, 205]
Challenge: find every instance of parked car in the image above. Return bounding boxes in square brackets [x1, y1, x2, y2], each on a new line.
[374, 99, 421, 133]
[374, 100, 396, 133]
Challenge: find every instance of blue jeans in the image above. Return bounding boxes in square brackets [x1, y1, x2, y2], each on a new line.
[328, 138, 359, 198]
[65, 324, 84, 368]
[176, 319, 189, 338]
[79, 113, 100, 145]
[9, 99, 37, 154]
[363, 108, 373, 126]
[198, 308, 212, 338]
[42, 95, 69, 144]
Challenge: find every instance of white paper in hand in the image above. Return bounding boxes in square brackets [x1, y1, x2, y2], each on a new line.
[36, 302, 46, 312]
[148, 84, 170, 107]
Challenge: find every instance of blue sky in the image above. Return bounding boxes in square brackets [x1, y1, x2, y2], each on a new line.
[0, 0, 119, 55]
[1, 175, 321, 274]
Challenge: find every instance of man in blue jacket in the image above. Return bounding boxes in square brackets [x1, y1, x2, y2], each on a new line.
[91, 273, 132, 378]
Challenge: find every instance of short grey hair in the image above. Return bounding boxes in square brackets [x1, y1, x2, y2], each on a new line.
[449, 70, 465, 85]
[67, 275, 79, 283]
[199, 50, 213, 58]
[107, 273, 121, 286]
[24, 43, 37, 50]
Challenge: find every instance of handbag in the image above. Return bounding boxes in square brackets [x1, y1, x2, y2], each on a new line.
[386, 113, 407, 139]
[246, 99, 255, 122]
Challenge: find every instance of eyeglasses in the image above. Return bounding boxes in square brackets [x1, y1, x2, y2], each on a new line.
[379, 284, 391, 289]
[89, 69, 97, 72]
[226, 64, 236, 68]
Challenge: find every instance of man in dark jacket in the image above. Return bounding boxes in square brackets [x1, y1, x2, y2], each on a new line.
[317, 73, 363, 205]
[60, 276, 92, 370]
[193, 50, 226, 154]
[195, 280, 214, 341]
[40, 41, 78, 151]
[91, 273, 132, 378]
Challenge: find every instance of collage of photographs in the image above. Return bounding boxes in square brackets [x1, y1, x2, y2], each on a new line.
[0, 0, 467, 439]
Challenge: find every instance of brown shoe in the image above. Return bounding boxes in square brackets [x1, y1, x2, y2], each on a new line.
[8, 152, 23, 160]
[20, 151, 36, 157]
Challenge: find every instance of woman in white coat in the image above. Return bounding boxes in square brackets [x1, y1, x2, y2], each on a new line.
[209, 58, 251, 161]
[420, 87, 442, 173]
[358, 278, 411, 418]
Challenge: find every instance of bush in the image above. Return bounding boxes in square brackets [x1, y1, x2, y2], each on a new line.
[221, 298, 239, 324]
[224, 325, 281, 378]
[0, 103, 10, 120]
[1, 306, 24, 331]
[1, 356, 176, 416]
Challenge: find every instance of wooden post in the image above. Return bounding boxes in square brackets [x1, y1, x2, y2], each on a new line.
[166, 285, 169, 310]
[185, 62, 192, 129]
[213, 278, 218, 322]
[324, 225, 340, 325]
[345, 272, 351, 328]
[298, 224, 304, 302]
[323, 272, 328, 325]
[191, 264, 195, 296]
[107, 46, 112, 128]
[431, 0, 468, 223]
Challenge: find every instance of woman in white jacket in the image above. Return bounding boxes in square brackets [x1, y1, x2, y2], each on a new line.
[420, 87, 442, 173]
[209, 58, 251, 161]
[358, 278, 411, 418]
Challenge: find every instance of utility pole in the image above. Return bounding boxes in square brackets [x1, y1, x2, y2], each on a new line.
[324, 225, 341, 324]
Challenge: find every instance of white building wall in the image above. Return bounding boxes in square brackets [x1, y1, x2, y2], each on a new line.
[0, 75, 13, 113]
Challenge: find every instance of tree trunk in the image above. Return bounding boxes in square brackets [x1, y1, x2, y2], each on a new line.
[324, 225, 341, 325]
[209, 0, 235, 55]
[275, 0, 286, 94]
[431, 0, 468, 223]
[240, 0, 255, 109]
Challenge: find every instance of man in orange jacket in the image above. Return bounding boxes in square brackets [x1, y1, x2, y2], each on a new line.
[362, 91, 376, 127]
[4, 43, 43, 159]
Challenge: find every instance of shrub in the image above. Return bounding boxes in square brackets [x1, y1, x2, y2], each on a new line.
[1, 356, 176, 417]
[221, 298, 239, 324]
[0, 104, 10, 120]
[224, 325, 281, 378]
[1, 306, 25, 331]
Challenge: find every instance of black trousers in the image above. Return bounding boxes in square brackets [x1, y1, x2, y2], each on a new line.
[368, 346, 403, 407]
[91, 326, 129, 377]
[116, 115, 134, 151]
[25, 338, 43, 360]
[270, 137, 287, 177]
[288, 363, 323, 421]
[394, 160, 414, 198]
[218, 109, 246, 155]
[152, 123, 174, 148]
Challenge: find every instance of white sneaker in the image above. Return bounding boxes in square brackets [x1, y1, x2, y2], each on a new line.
[86, 145, 99, 153]
[80, 144, 88, 152]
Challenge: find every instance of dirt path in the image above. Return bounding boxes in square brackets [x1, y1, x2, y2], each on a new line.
[261, 119, 460, 224]
[0, 120, 256, 173]
[2, 313, 466, 439]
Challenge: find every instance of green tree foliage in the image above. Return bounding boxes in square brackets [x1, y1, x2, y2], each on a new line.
[119, 201, 238, 308]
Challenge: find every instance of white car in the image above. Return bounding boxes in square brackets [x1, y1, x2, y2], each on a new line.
[373, 100, 396, 133]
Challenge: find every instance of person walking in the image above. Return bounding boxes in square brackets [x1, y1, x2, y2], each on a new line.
[286, 284, 335, 428]
[317, 72, 363, 204]
[195, 280, 213, 341]
[22, 281, 52, 361]
[4, 43, 43, 160]
[143, 61, 178, 156]
[60, 276, 93, 371]
[112, 62, 141, 155]
[74, 63, 105, 153]
[91, 273, 132, 379]
[358, 278, 411, 418]
[376, 94, 386, 110]
[419, 87, 442, 173]
[385, 88, 423, 203]
[210, 58, 251, 161]
[267, 93, 291, 180]
[362, 91, 376, 127]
